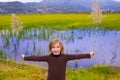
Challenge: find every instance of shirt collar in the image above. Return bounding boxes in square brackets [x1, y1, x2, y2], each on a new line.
[50, 53, 62, 57]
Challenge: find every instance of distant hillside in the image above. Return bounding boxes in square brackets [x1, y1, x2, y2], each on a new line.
[0, 0, 120, 14]
[0, 1, 36, 13]
[41, 0, 120, 12]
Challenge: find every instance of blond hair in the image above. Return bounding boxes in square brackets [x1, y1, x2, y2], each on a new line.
[49, 39, 64, 54]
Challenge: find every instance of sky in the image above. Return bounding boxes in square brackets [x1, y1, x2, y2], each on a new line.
[0, 0, 43, 3]
[0, 0, 120, 3]
[113, 0, 120, 2]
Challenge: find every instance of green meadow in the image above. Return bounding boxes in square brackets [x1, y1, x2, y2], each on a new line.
[0, 13, 120, 80]
[0, 58, 120, 80]
[0, 13, 120, 30]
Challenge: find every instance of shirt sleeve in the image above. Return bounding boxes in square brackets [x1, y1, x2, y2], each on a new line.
[24, 55, 49, 62]
[64, 53, 91, 61]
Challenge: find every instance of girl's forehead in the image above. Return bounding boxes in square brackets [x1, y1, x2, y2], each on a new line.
[53, 42, 60, 46]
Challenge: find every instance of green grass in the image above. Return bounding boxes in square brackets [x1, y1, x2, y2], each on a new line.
[0, 58, 47, 80]
[0, 13, 120, 30]
[0, 58, 120, 80]
[67, 65, 120, 80]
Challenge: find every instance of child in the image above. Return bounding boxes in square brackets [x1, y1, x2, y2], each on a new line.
[21, 38, 94, 80]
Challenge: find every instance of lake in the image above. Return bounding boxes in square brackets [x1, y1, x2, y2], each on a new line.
[0, 27, 120, 68]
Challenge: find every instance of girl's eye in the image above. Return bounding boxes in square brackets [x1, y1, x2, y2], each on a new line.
[52, 46, 55, 48]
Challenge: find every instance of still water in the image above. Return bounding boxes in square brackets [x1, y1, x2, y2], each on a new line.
[0, 27, 120, 68]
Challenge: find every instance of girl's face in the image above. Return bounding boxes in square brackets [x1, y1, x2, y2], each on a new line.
[51, 42, 61, 55]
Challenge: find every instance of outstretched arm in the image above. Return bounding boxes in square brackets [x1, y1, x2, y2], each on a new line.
[65, 51, 94, 61]
[21, 54, 49, 62]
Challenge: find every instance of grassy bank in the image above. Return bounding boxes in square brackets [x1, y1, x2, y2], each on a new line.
[0, 58, 47, 80]
[0, 58, 120, 80]
[0, 13, 120, 30]
[67, 65, 120, 80]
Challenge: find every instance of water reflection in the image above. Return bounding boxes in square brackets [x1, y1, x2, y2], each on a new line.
[0, 27, 120, 68]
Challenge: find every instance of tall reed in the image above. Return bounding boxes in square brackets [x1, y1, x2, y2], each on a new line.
[11, 14, 24, 60]
[91, 0, 103, 51]
[11, 14, 24, 32]
[91, 0, 103, 25]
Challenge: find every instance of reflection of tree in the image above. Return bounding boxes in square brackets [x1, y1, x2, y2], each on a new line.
[0, 31, 10, 59]
[32, 41, 36, 55]
[0, 49, 6, 59]
[110, 41, 118, 65]
[0, 30, 20, 60]
[12, 37, 20, 61]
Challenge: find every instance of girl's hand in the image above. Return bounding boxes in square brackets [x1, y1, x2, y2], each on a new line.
[21, 54, 25, 59]
[90, 51, 94, 57]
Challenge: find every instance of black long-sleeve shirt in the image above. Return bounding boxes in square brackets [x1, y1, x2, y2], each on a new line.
[24, 53, 91, 80]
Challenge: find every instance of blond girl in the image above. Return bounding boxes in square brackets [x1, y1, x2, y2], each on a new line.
[21, 38, 94, 80]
